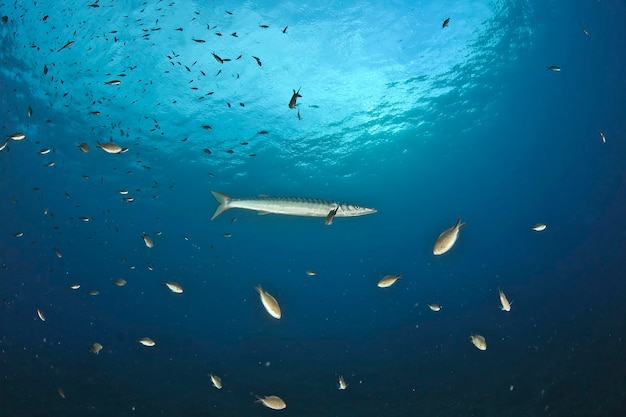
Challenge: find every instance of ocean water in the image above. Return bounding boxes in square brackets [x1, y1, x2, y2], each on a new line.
[1, 0, 625, 416]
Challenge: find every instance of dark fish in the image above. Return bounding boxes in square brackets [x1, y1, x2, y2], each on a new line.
[226, 149, 234, 154]
[546, 65, 561, 72]
[104, 80, 121, 85]
[226, 10, 233, 15]
[257, 130, 269, 135]
[1, 16, 7, 24]
[252, 56, 262, 66]
[201, 125, 212, 130]
[282, 26, 288, 33]
[325, 206, 340, 225]
[259, 24, 269, 28]
[203, 148, 212, 154]
[231, 32, 238, 37]
[442, 17, 450, 28]
[289, 87, 302, 109]
[239, 102, 245, 107]
[58, 40, 74, 52]
[212, 52, 224, 64]
[215, 69, 222, 76]
[43, 64, 48, 75]
[175, 27, 183, 31]
[192, 38, 206, 43]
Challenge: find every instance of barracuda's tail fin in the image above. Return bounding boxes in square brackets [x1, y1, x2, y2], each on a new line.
[210, 191, 231, 220]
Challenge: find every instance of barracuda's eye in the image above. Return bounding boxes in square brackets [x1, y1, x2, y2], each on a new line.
[354, 205, 360, 209]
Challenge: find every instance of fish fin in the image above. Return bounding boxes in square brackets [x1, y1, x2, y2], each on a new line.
[257, 211, 271, 215]
[210, 191, 231, 220]
[455, 217, 467, 230]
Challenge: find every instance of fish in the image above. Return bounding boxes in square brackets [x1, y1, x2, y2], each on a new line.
[104, 80, 121, 85]
[113, 278, 127, 287]
[210, 191, 376, 221]
[288, 87, 301, 109]
[36, 308, 46, 322]
[442, 17, 450, 28]
[38, 148, 52, 155]
[599, 130, 606, 143]
[255, 395, 286, 410]
[57, 387, 66, 399]
[377, 273, 402, 288]
[8, 132, 26, 141]
[252, 56, 262, 66]
[578, 21, 590, 36]
[43, 161, 55, 167]
[27, 105, 33, 117]
[88, 290, 99, 296]
[96, 141, 123, 154]
[338, 375, 348, 390]
[164, 281, 183, 294]
[89, 342, 103, 354]
[54, 247, 63, 258]
[470, 334, 487, 351]
[58, 40, 74, 52]
[305, 269, 317, 276]
[325, 206, 339, 225]
[427, 303, 441, 312]
[137, 337, 156, 347]
[433, 217, 466, 255]
[0, 141, 7, 152]
[530, 223, 546, 232]
[77, 142, 90, 152]
[69, 283, 81, 290]
[282, 26, 288, 33]
[210, 373, 222, 389]
[498, 287, 511, 312]
[13, 232, 23, 238]
[255, 285, 281, 319]
[546, 65, 561, 72]
[142, 232, 154, 248]
[211, 52, 224, 64]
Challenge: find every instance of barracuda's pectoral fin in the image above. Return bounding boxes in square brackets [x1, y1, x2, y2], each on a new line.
[257, 211, 271, 215]
[210, 191, 232, 220]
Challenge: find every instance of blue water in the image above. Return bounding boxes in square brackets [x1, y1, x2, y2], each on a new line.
[1, 0, 625, 415]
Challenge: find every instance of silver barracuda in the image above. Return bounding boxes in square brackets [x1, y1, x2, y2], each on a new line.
[210, 191, 376, 221]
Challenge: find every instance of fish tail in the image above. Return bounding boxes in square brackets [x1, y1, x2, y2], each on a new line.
[210, 191, 231, 220]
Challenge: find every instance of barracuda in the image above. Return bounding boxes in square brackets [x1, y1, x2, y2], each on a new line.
[210, 191, 377, 221]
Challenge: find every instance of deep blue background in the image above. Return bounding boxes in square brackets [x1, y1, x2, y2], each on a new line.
[1, 1, 625, 416]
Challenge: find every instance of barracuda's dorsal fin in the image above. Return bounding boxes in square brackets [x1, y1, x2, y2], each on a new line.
[210, 191, 232, 220]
